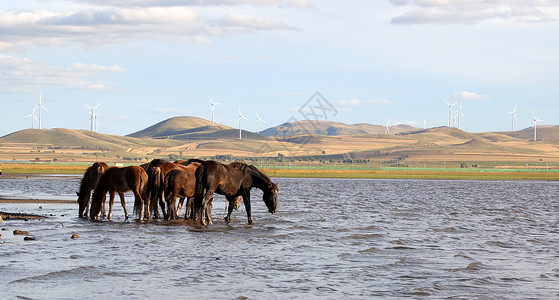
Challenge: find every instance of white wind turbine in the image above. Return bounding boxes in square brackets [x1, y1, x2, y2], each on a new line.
[208, 96, 221, 126]
[254, 110, 265, 134]
[25, 105, 39, 129]
[507, 105, 518, 132]
[37, 94, 49, 129]
[384, 119, 391, 135]
[94, 107, 103, 132]
[236, 106, 249, 140]
[532, 112, 543, 141]
[445, 100, 457, 128]
[85, 104, 100, 132]
[455, 102, 465, 130]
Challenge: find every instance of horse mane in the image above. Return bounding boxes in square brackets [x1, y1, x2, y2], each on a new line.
[78, 162, 106, 194]
[230, 161, 272, 186]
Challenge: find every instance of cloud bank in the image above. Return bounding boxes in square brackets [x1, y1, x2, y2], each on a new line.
[389, 0, 559, 25]
[0, 55, 126, 92]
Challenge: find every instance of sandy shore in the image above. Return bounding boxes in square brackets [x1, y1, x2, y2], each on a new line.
[0, 197, 75, 204]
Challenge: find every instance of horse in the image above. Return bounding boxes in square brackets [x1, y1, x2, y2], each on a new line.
[140, 159, 169, 218]
[194, 160, 278, 225]
[89, 166, 149, 220]
[142, 161, 200, 219]
[76, 162, 110, 218]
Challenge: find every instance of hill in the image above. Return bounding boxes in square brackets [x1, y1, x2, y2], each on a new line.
[261, 120, 419, 137]
[127, 116, 232, 139]
[0, 128, 181, 150]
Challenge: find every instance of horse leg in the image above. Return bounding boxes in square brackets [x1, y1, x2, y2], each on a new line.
[159, 190, 167, 220]
[118, 192, 128, 219]
[108, 190, 115, 220]
[200, 191, 213, 226]
[243, 191, 253, 224]
[225, 196, 236, 225]
[176, 197, 186, 219]
[101, 193, 107, 217]
[184, 197, 192, 220]
[84, 192, 90, 217]
[165, 191, 176, 220]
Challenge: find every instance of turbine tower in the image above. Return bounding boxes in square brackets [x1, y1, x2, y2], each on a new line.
[507, 105, 518, 132]
[94, 108, 103, 132]
[236, 106, 249, 140]
[532, 112, 543, 141]
[25, 105, 39, 129]
[85, 104, 100, 132]
[254, 110, 265, 134]
[384, 119, 391, 135]
[445, 100, 457, 128]
[208, 96, 221, 126]
[455, 102, 465, 130]
[37, 94, 49, 129]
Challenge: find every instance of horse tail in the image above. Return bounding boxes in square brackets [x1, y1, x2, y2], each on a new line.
[134, 168, 148, 217]
[148, 167, 162, 216]
[194, 163, 206, 208]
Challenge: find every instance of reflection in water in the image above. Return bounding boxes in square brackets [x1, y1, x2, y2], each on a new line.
[1, 177, 559, 298]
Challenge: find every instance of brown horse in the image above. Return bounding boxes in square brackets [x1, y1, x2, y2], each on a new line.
[140, 158, 169, 218]
[89, 166, 149, 220]
[194, 160, 278, 225]
[76, 162, 110, 218]
[164, 159, 242, 220]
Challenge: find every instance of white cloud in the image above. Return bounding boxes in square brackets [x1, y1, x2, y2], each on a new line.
[216, 13, 296, 32]
[452, 91, 491, 101]
[389, 0, 559, 25]
[0, 5, 297, 51]
[0, 55, 126, 92]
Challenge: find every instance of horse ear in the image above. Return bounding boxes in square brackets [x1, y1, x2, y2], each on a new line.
[76, 191, 80, 196]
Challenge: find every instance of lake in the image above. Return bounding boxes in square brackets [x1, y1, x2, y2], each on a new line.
[1, 176, 559, 299]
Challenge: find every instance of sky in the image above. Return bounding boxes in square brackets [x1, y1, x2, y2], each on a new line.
[1, 0, 558, 137]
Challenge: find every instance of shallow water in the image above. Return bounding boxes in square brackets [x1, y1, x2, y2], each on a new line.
[1, 177, 559, 299]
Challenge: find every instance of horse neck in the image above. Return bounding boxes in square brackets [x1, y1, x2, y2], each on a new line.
[247, 167, 272, 191]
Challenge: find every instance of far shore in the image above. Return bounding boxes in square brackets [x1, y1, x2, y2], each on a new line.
[2, 162, 559, 181]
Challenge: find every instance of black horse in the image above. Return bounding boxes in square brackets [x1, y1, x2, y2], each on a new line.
[194, 160, 278, 225]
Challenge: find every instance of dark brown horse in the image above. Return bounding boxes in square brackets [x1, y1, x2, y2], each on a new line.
[76, 162, 110, 218]
[194, 160, 278, 225]
[89, 166, 149, 220]
[140, 158, 169, 218]
[165, 159, 241, 220]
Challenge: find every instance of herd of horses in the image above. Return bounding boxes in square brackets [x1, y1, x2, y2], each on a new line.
[76, 159, 279, 225]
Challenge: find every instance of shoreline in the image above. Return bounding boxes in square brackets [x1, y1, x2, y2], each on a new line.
[3, 167, 559, 181]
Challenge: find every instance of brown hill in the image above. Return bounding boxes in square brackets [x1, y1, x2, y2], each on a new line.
[127, 116, 232, 139]
[261, 120, 419, 137]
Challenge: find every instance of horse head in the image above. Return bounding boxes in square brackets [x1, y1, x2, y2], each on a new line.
[263, 181, 278, 214]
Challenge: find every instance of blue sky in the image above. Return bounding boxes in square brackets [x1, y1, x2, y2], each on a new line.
[1, 0, 558, 137]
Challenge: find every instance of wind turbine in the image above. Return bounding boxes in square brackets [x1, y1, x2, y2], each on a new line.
[254, 110, 265, 134]
[236, 106, 249, 140]
[37, 94, 49, 129]
[532, 112, 543, 141]
[507, 105, 518, 132]
[455, 102, 465, 130]
[25, 105, 39, 129]
[208, 96, 221, 126]
[94, 107, 103, 132]
[445, 100, 457, 128]
[85, 104, 100, 132]
[384, 119, 391, 135]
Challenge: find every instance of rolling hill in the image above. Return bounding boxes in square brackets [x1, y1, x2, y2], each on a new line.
[260, 120, 419, 137]
[127, 116, 232, 139]
[2, 116, 559, 165]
